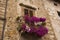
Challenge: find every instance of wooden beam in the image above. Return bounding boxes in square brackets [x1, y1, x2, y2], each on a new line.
[19, 3, 36, 10]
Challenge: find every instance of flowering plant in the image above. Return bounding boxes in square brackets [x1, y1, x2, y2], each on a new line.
[18, 15, 48, 37]
[21, 24, 48, 37]
[24, 15, 46, 22]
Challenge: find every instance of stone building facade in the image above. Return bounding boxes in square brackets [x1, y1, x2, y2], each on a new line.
[0, 0, 60, 40]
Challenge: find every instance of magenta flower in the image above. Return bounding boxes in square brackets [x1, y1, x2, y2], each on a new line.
[21, 15, 48, 37]
[22, 24, 26, 30]
[36, 26, 48, 37]
[24, 15, 46, 22]
[30, 16, 40, 22]
[40, 18, 46, 22]
[21, 25, 48, 37]
[29, 27, 37, 33]
[24, 15, 30, 22]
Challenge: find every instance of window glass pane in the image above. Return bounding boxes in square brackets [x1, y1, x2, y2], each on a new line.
[24, 8, 34, 26]
[29, 10, 34, 26]
[24, 9, 29, 24]
[29, 10, 33, 17]
[24, 9, 28, 15]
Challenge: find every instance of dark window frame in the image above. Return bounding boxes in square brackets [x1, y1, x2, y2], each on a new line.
[24, 8, 35, 26]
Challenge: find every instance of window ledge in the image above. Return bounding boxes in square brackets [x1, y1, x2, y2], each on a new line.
[19, 3, 37, 10]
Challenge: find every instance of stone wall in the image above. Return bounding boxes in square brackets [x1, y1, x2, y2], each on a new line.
[43, 0, 60, 40]
[17, 0, 57, 40]
[0, 0, 6, 40]
[3, 0, 20, 40]
[0, 0, 59, 40]
[0, 0, 19, 40]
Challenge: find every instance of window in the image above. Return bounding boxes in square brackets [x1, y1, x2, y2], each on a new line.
[29, 10, 33, 17]
[24, 8, 34, 26]
[24, 9, 28, 15]
[57, 11, 60, 17]
[20, 3, 36, 26]
[24, 8, 33, 17]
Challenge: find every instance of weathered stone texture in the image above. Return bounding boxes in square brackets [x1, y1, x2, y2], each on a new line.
[2, 0, 19, 40]
[0, 0, 6, 40]
[43, 0, 60, 40]
[17, 0, 57, 40]
[0, 0, 60, 40]
[3, 0, 19, 40]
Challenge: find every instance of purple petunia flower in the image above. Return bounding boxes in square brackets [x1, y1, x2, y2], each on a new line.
[35, 26, 48, 37]
[22, 24, 26, 30]
[30, 16, 40, 22]
[29, 27, 37, 33]
[24, 15, 30, 22]
[40, 18, 46, 22]
[22, 15, 48, 37]
[21, 24, 48, 37]
[24, 15, 46, 22]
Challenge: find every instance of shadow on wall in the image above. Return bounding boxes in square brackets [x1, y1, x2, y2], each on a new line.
[50, 0, 60, 3]
[20, 32, 42, 40]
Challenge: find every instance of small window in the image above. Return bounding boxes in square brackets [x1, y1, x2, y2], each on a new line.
[29, 10, 33, 17]
[24, 9, 33, 17]
[20, 3, 36, 26]
[57, 11, 60, 17]
[24, 8, 34, 26]
[24, 9, 28, 15]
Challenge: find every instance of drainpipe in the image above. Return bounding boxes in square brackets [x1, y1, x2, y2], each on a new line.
[1, 0, 8, 40]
